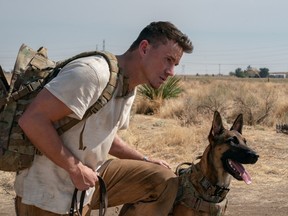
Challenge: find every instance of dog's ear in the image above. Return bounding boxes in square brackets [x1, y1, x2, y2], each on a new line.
[209, 111, 225, 140]
[230, 114, 243, 134]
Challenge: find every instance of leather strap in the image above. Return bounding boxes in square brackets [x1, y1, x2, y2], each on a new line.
[69, 188, 83, 216]
[98, 176, 108, 216]
[69, 176, 108, 216]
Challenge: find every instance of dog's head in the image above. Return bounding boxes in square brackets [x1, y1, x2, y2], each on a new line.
[208, 111, 259, 184]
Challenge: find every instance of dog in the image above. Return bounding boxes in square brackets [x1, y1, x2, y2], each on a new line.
[171, 111, 259, 216]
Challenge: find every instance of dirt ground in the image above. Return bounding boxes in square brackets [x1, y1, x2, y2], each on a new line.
[1, 114, 288, 215]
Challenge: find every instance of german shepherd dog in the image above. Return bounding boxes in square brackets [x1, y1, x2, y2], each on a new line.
[172, 111, 259, 216]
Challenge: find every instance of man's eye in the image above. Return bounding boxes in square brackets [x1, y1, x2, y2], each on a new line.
[168, 58, 176, 66]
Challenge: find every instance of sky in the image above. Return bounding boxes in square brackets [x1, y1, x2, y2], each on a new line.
[1, 0, 288, 75]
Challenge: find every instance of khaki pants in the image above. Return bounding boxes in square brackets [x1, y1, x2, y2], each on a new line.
[15, 159, 179, 216]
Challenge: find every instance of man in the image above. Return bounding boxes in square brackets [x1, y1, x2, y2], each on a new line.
[15, 21, 193, 215]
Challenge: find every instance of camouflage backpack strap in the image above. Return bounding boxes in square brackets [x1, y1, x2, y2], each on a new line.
[56, 51, 119, 136]
[0, 66, 9, 111]
[0, 45, 56, 108]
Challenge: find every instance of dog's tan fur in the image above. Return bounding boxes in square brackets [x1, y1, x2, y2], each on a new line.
[172, 111, 259, 216]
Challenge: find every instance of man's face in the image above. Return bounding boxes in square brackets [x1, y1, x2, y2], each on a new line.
[141, 40, 183, 89]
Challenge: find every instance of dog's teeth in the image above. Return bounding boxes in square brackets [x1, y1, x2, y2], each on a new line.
[228, 159, 241, 175]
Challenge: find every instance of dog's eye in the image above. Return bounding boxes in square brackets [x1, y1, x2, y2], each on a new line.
[226, 136, 239, 145]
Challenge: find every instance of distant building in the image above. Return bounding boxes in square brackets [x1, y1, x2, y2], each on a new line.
[269, 72, 288, 78]
[246, 68, 260, 78]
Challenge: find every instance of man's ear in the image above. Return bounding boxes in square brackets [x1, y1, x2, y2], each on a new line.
[139, 40, 149, 55]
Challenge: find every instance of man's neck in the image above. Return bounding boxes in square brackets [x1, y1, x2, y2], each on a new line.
[116, 51, 143, 91]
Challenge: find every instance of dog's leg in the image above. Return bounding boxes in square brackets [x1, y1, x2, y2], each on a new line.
[173, 204, 195, 216]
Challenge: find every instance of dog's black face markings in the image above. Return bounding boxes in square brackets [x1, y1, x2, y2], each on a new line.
[222, 134, 258, 165]
[211, 111, 259, 184]
[221, 133, 259, 183]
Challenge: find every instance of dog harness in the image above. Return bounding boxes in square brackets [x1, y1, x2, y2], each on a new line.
[174, 162, 229, 215]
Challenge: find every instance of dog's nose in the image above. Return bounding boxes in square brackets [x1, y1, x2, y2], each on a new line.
[248, 151, 259, 164]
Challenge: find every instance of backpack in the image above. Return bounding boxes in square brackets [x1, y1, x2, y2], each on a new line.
[0, 44, 119, 172]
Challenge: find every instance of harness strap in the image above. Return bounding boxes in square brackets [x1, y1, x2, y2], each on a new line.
[191, 163, 230, 201]
[69, 176, 108, 216]
[179, 196, 228, 215]
[179, 196, 197, 212]
[175, 162, 229, 214]
[57, 51, 119, 136]
[0, 79, 45, 107]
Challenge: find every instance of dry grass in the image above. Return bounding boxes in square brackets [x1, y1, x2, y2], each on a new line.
[152, 76, 288, 127]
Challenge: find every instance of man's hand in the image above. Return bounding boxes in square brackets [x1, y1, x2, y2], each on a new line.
[143, 157, 171, 169]
[68, 162, 99, 191]
[110, 134, 172, 169]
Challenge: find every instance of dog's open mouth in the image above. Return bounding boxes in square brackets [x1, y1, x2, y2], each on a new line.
[225, 159, 252, 184]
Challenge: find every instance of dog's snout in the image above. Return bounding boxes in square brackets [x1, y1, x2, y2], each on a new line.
[248, 151, 259, 164]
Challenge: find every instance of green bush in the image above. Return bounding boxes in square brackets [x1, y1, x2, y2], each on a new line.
[138, 76, 183, 100]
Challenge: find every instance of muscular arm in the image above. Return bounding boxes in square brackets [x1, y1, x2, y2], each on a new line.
[109, 134, 171, 169]
[18, 88, 98, 190]
[109, 134, 145, 160]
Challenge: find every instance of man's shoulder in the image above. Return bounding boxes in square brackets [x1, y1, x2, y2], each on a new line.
[60, 55, 110, 82]
[68, 55, 109, 69]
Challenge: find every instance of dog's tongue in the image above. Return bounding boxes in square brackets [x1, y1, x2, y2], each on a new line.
[230, 160, 252, 184]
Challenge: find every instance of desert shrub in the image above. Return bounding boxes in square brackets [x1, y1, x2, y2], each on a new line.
[159, 95, 200, 126]
[174, 97, 198, 126]
[275, 103, 288, 124]
[232, 83, 277, 126]
[137, 76, 184, 114]
[272, 82, 288, 125]
[233, 93, 259, 125]
[194, 81, 233, 116]
[134, 96, 162, 115]
[159, 93, 223, 127]
[138, 76, 183, 100]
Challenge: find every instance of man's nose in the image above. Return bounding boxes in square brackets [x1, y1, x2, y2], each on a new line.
[166, 66, 175, 76]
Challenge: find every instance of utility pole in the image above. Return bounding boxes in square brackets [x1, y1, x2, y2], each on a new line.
[182, 65, 186, 80]
[218, 64, 221, 76]
[102, 39, 105, 51]
[182, 65, 185, 74]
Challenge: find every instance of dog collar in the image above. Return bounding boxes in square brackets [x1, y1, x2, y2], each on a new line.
[192, 163, 230, 201]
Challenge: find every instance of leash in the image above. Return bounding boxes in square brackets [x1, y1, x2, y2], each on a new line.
[69, 188, 85, 216]
[98, 176, 108, 216]
[69, 176, 108, 216]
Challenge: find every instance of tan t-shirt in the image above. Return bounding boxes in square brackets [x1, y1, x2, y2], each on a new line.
[14, 55, 135, 214]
